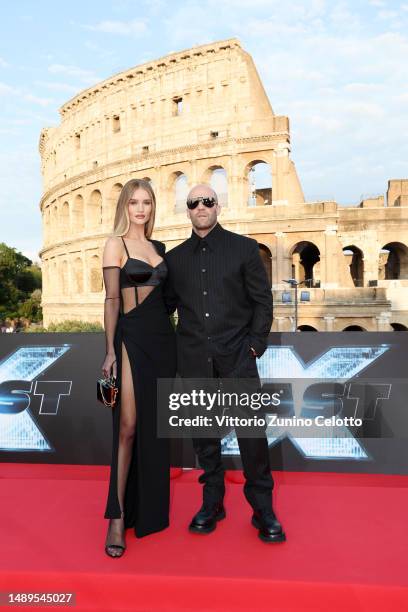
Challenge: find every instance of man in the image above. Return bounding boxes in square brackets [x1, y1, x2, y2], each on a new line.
[163, 183, 285, 543]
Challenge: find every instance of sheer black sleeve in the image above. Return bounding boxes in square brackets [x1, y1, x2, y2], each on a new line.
[103, 266, 121, 354]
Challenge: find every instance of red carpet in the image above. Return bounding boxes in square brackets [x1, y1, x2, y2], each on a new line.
[0, 464, 407, 611]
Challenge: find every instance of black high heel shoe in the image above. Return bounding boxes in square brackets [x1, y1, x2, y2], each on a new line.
[105, 510, 126, 558]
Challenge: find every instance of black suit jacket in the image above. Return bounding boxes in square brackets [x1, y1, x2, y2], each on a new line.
[163, 222, 273, 377]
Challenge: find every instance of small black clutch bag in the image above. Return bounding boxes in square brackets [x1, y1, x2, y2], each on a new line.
[97, 374, 119, 408]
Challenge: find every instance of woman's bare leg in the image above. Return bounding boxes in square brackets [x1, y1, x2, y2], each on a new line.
[106, 341, 136, 556]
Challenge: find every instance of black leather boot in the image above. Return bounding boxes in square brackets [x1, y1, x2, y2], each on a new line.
[189, 501, 226, 534]
[251, 508, 286, 543]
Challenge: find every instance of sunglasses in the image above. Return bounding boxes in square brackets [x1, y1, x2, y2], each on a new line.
[186, 196, 217, 210]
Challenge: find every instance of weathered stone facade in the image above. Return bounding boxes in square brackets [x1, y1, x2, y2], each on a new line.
[38, 38, 408, 331]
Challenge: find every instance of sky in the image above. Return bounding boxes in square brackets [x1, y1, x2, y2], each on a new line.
[0, 0, 407, 263]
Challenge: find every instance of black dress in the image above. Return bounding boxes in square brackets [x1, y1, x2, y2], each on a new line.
[102, 236, 176, 537]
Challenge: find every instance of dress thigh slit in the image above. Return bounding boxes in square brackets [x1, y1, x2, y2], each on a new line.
[104, 287, 173, 537]
[116, 339, 137, 520]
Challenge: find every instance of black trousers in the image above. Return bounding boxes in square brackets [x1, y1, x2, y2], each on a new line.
[192, 352, 274, 511]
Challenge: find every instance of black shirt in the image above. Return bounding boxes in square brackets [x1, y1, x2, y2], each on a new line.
[163, 222, 273, 377]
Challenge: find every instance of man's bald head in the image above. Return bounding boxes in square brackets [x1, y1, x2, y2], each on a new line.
[187, 183, 218, 203]
[185, 183, 220, 236]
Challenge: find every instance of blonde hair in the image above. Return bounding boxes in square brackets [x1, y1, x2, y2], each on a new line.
[112, 179, 156, 238]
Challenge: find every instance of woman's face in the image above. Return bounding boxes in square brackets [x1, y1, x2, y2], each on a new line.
[128, 187, 152, 227]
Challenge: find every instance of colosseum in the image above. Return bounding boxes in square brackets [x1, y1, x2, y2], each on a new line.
[38, 37, 408, 331]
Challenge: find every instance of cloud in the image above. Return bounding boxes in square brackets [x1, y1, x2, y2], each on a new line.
[342, 82, 383, 93]
[377, 9, 400, 19]
[33, 80, 79, 94]
[0, 128, 20, 135]
[344, 101, 385, 118]
[309, 115, 343, 132]
[394, 91, 408, 102]
[141, 0, 167, 15]
[4, 109, 59, 125]
[239, 19, 308, 37]
[81, 19, 148, 35]
[83, 40, 116, 59]
[0, 81, 18, 95]
[47, 63, 102, 84]
[24, 93, 55, 107]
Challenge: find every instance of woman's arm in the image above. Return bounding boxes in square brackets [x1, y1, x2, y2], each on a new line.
[101, 237, 122, 376]
[103, 266, 120, 354]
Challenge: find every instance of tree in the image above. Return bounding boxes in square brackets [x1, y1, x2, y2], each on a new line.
[0, 242, 42, 322]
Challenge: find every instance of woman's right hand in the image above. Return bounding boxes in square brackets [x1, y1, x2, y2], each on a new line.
[102, 352, 117, 378]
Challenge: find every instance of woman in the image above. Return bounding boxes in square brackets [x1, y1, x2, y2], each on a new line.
[101, 178, 176, 557]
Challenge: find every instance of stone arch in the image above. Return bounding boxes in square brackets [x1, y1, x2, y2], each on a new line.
[343, 245, 364, 287]
[42, 260, 48, 294]
[73, 257, 84, 294]
[41, 260, 45, 289]
[51, 201, 58, 242]
[258, 243, 272, 287]
[48, 207, 53, 241]
[343, 325, 366, 331]
[105, 183, 123, 229]
[297, 325, 318, 331]
[245, 159, 272, 207]
[379, 242, 408, 279]
[391, 322, 408, 331]
[87, 189, 102, 229]
[202, 166, 228, 207]
[72, 194, 84, 234]
[44, 207, 51, 244]
[61, 201, 70, 232]
[170, 171, 189, 212]
[89, 254, 103, 292]
[61, 260, 69, 295]
[141, 176, 155, 190]
[289, 241, 321, 285]
[51, 259, 58, 295]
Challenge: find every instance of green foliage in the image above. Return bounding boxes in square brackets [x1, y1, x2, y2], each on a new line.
[0, 242, 42, 322]
[18, 289, 42, 322]
[25, 319, 104, 333]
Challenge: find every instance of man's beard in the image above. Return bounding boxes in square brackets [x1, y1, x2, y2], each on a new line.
[193, 215, 216, 230]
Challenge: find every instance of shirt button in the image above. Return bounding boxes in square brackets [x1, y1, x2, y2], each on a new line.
[202, 268, 206, 272]
[205, 312, 210, 317]
[202, 247, 206, 252]
[207, 336, 211, 340]
[203, 290, 207, 295]
[207, 357, 212, 362]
